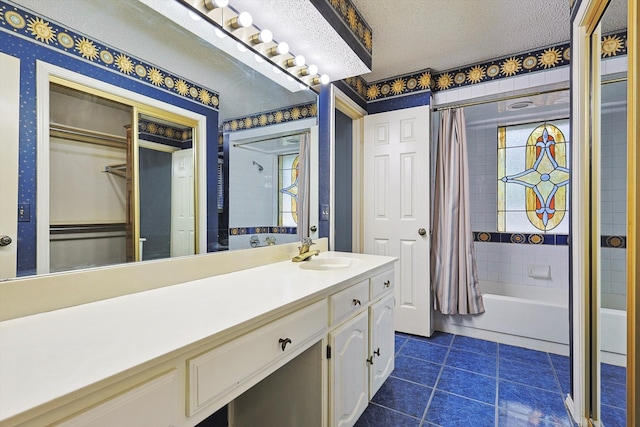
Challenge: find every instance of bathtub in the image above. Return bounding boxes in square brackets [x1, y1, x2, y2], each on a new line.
[434, 281, 627, 365]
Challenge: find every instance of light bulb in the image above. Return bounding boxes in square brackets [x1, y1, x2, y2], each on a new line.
[188, 11, 201, 21]
[300, 64, 318, 76]
[285, 55, 305, 68]
[313, 74, 330, 85]
[229, 11, 252, 29]
[250, 29, 273, 45]
[214, 28, 227, 38]
[268, 42, 289, 57]
[204, 0, 229, 9]
[254, 54, 264, 63]
[236, 42, 248, 52]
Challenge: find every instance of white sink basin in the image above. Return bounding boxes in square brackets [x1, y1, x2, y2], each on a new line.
[298, 257, 357, 271]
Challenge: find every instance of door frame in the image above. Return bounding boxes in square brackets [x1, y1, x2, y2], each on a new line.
[0, 53, 20, 279]
[328, 85, 367, 252]
[35, 61, 207, 274]
[571, 0, 638, 425]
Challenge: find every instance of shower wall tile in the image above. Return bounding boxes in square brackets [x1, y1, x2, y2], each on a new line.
[474, 242, 568, 290]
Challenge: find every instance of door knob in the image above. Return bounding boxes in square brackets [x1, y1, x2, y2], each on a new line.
[0, 235, 12, 246]
[310, 225, 317, 232]
[418, 228, 427, 236]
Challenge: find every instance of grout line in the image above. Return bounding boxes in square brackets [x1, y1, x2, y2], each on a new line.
[494, 342, 500, 427]
[419, 337, 452, 425]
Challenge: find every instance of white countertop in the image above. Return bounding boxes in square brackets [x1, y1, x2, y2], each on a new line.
[0, 251, 395, 422]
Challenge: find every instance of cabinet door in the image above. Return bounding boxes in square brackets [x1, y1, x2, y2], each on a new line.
[369, 292, 395, 397]
[329, 310, 369, 427]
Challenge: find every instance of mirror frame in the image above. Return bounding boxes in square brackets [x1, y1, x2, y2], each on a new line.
[571, 0, 637, 425]
[35, 61, 208, 274]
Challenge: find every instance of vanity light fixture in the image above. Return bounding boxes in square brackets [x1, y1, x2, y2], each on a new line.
[312, 74, 331, 85]
[249, 29, 273, 45]
[203, 0, 229, 9]
[228, 11, 253, 29]
[299, 64, 318, 76]
[267, 42, 289, 57]
[285, 55, 305, 68]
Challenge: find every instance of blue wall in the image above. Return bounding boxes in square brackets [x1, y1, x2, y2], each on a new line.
[0, 30, 219, 276]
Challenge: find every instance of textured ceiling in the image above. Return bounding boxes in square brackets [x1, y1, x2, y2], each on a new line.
[231, 0, 372, 81]
[351, 0, 628, 83]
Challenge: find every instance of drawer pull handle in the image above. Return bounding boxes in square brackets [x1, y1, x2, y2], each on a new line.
[366, 355, 374, 365]
[374, 348, 380, 356]
[279, 338, 292, 351]
[352, 299, 361, 306]
[383, 280, 391, 288]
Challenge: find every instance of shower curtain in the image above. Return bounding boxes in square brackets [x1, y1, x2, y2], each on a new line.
[431, 108, 484, 315]
[296, 133, 310, 240]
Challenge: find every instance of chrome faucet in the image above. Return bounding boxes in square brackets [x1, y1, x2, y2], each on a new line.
[292, 237, 320, 262]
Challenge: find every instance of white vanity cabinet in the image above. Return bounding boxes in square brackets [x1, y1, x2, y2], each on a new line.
[0, 248, 397, 427]
[328, 268, 395, 427]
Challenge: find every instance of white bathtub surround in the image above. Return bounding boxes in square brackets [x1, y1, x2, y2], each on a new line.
[475, 242, 570, 289]
[0, 246, 396, 426]
[434, 281, 626, 365]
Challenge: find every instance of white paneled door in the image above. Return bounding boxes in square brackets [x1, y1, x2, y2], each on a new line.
[363, 105, 431, 337]
[0, 53, 20, 279]
[171, 148, 195, 257]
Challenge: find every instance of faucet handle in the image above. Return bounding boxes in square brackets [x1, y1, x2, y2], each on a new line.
[301, 237, 315, 246]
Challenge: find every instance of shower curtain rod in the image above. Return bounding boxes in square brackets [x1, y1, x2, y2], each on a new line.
[433, 76, 626, 112]
[232, 130, 310, 148]
[432, 87, 569, 112]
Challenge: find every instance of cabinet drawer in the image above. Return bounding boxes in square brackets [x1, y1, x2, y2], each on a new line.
[330, 279, 369, 325]
[370, 269, 394, 300]
[188, 299, 327, 416]
[58, 371, 178, 427]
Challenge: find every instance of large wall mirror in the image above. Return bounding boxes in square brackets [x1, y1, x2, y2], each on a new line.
[1, 0, 317, 279]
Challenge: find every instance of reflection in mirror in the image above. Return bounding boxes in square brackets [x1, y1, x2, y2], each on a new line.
[137, 113, 196, 261]
[5, 0, 319, 280]
[597, 1, 628, 425]
[227, 129, 312, 250]
[49, 83, 132, 272]
[599, 1, 628, 425]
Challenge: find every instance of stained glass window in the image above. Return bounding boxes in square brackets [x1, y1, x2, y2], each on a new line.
[498, 120, 570, 233]
[278, 153, 299, 226]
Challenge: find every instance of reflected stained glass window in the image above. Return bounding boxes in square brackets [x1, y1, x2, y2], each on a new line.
[279, 153, 299, 226]
[498, 120, 570, 233]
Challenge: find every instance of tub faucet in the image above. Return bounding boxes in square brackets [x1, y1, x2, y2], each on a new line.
[292, 237, 320, 262]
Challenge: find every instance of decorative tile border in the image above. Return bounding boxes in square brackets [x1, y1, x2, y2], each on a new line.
[222, 101, 317, 132]
[139, 119, 192, 145]
[0, 1, 219, 110]
[474, 231, 569, 246]
[322, 0, 372, 53]
[341, 30, 628, 105]
[365, 69, 433, 103]
[602, 235, 626, 249]
[230, 226, 297, 235]
[426, 31, 625, 92]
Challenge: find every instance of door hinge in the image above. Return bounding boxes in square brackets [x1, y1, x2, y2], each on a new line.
[326, 345, 331, 359]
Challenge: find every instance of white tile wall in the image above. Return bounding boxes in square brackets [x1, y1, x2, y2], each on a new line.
[475, 242, 569, 290]
[229, 147, 276, 227]
[600, 96, 628, 301]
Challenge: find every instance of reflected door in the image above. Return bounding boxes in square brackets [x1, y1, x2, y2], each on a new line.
[136, 113, 196, 261]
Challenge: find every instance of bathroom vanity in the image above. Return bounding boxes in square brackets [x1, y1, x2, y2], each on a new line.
[0, 241, 396, 427]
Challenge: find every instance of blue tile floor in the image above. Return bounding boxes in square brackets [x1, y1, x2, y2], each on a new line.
[356, 332, 627, 427]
